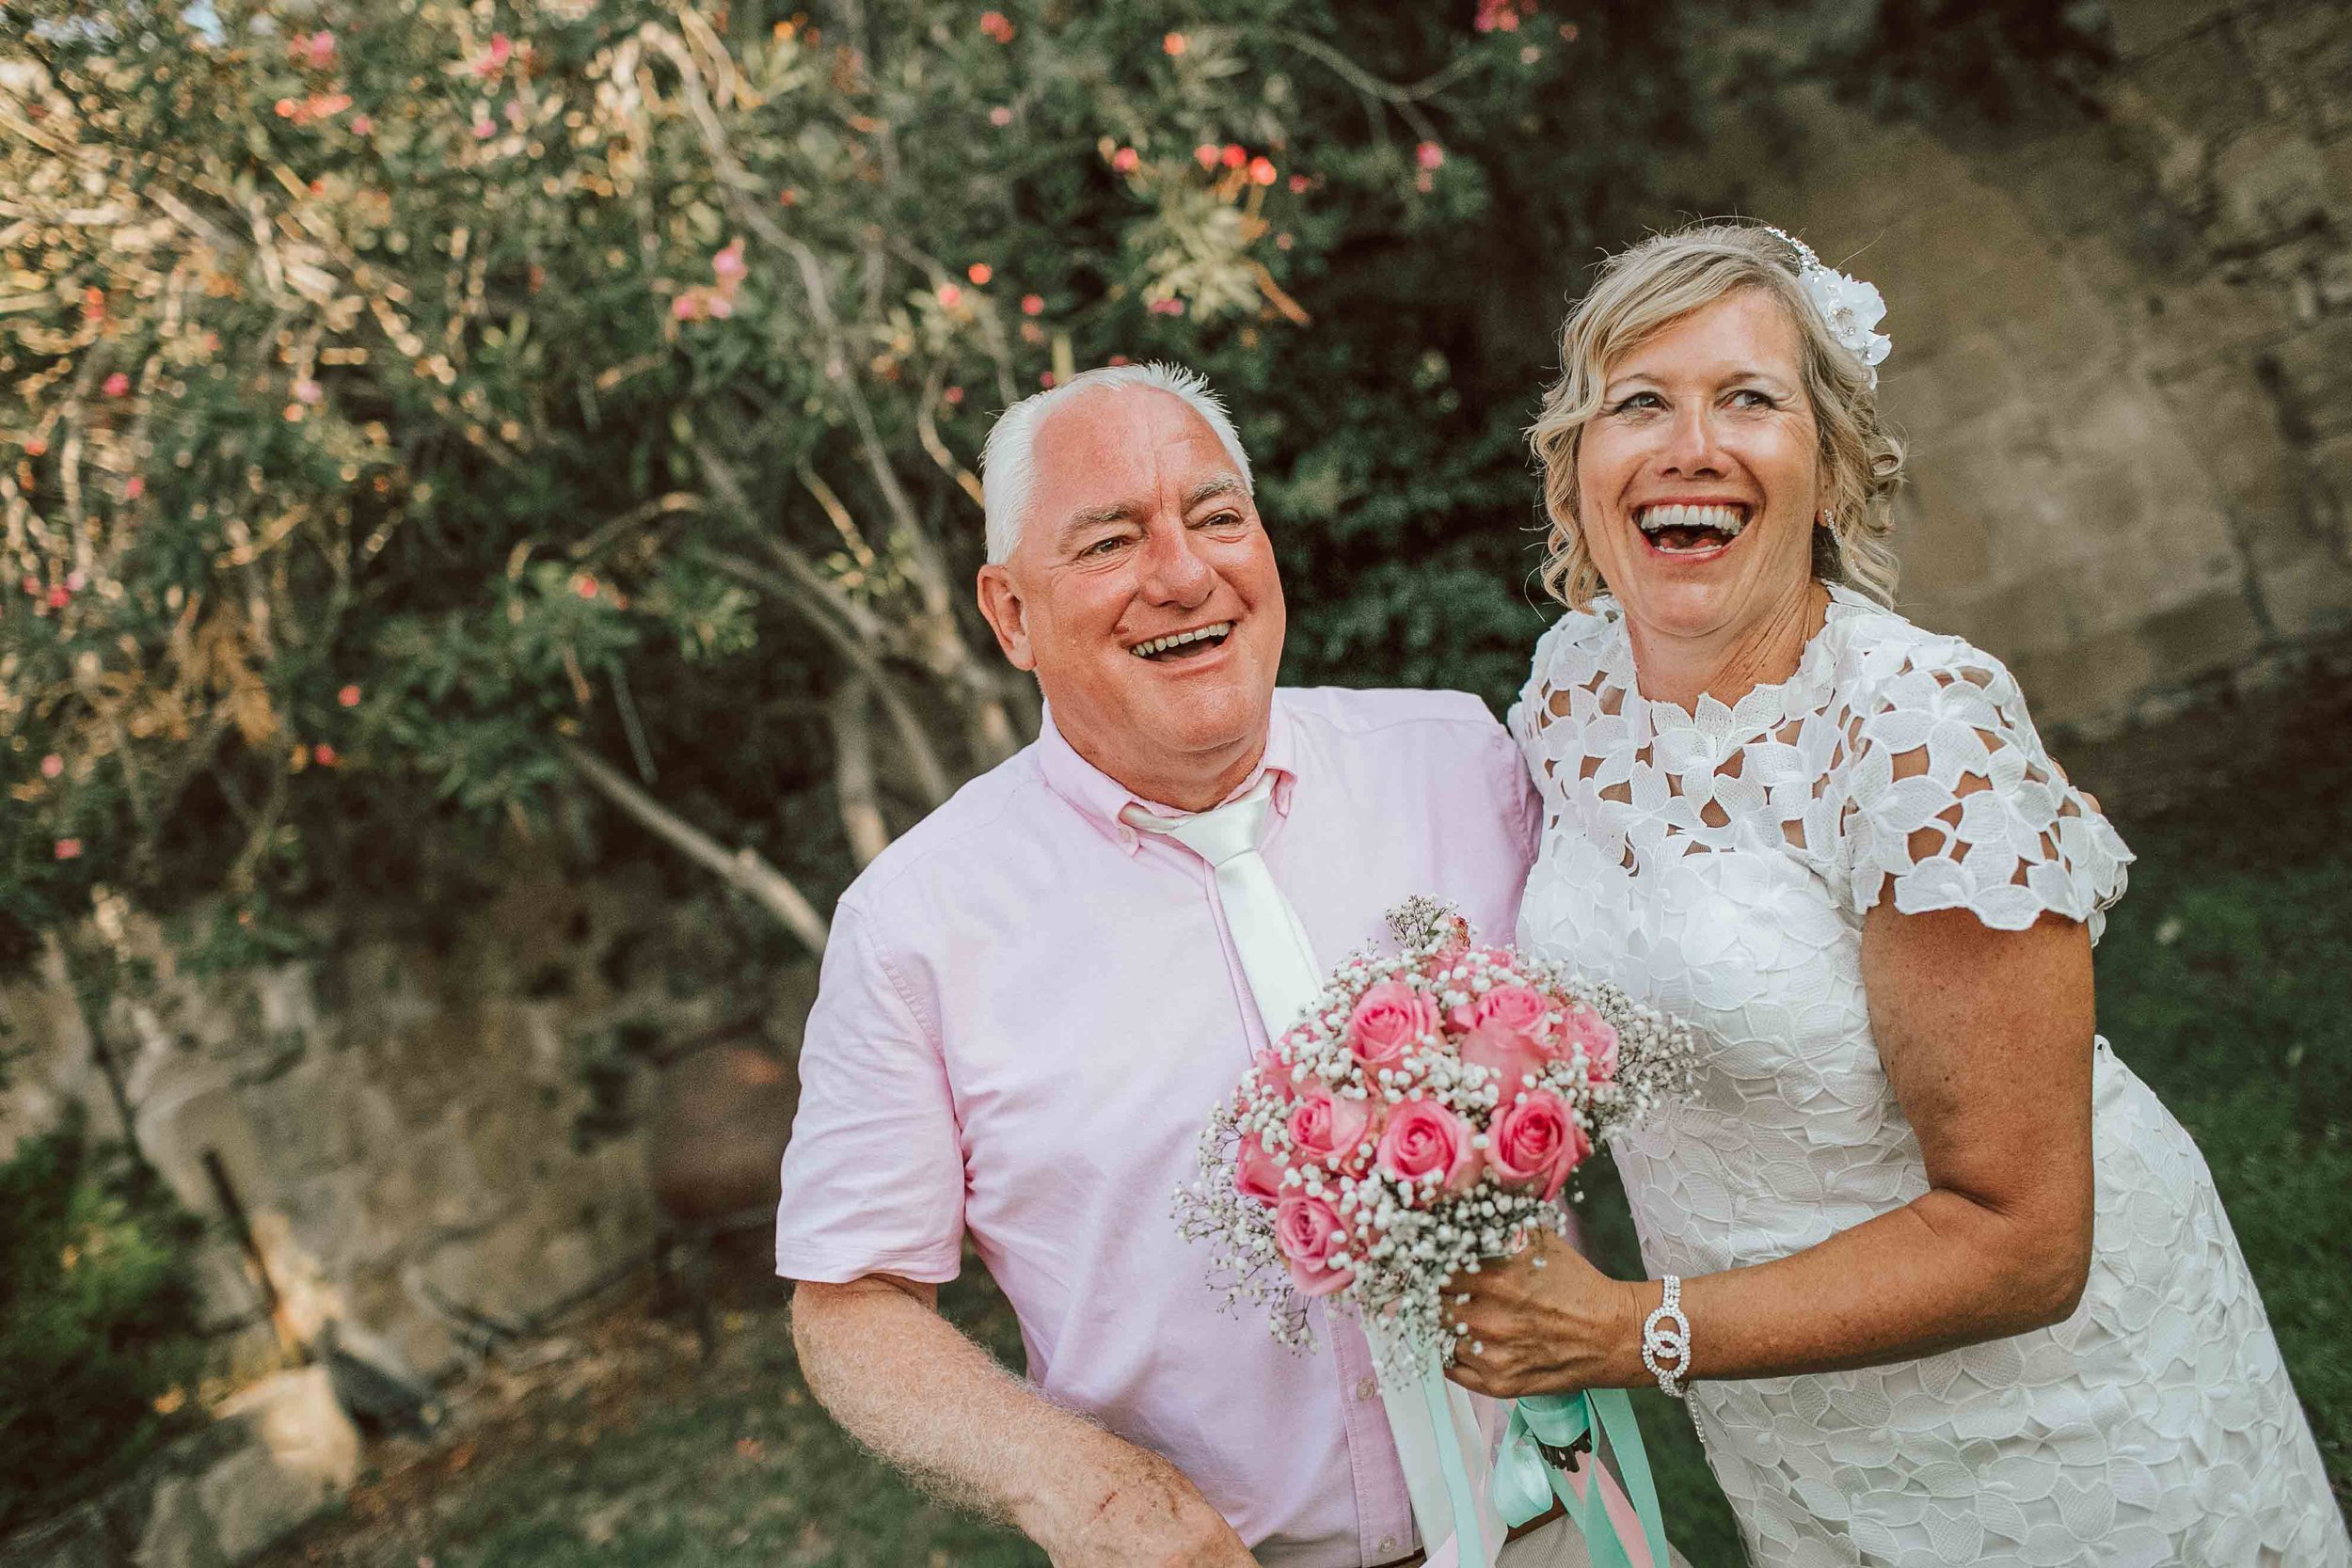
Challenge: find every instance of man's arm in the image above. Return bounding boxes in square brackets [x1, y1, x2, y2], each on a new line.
[790, 1274, 1260, 1568]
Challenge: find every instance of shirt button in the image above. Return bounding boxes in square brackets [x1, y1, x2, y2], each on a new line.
[1355, 1376, 1379, 1402]
[1378, 1535, 1399, 1556]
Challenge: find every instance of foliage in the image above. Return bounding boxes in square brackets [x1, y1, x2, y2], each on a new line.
[0, 0, 1701, 973]
[0, 1106, 209, 1532]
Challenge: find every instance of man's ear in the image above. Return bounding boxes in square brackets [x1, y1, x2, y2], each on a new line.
[976, 563, 1036, 671]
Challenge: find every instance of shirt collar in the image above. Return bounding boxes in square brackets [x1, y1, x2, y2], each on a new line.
[1035, 694, 1298, 855]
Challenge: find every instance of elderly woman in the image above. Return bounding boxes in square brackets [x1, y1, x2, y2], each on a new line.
[1450, 221, 2348, 1566]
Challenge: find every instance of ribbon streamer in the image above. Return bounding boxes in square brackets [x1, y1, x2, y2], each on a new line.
[1491, 1388, 1670, 1568]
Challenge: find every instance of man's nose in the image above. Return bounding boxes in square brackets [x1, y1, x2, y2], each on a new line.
[1136, 521, 1216, 607]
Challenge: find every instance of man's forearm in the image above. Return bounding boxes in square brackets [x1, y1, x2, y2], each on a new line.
[791, 1275, 1106, 1528]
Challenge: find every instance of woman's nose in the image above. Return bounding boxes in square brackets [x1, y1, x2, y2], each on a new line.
[1659, 404, 1728, 478]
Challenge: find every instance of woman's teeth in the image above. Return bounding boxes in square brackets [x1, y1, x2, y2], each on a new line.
[1637, 504, 1747, 554]
[1131, 622, 1234, 659]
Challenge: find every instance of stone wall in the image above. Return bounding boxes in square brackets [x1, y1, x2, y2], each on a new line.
[1703, 0, 2352, 729]
[0, 859, 811, 1385]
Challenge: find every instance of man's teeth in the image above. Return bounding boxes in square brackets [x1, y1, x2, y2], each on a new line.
[1636, 504, 1747, 538]
[1130, 622, 1234, 657]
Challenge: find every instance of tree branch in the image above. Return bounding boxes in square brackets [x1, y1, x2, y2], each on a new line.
[829, 678, 891, 867]
[563, 741, 829, 955]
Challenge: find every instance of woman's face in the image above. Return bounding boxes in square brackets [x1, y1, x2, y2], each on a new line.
[1574, 288, 1825, 646]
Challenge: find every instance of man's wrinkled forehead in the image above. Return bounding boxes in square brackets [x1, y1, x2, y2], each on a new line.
[1026, 388, 1243, 521]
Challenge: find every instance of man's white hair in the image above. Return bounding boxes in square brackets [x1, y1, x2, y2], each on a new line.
[978, 361, 1254, 565]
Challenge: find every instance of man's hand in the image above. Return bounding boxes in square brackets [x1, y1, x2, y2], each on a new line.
[791, 1276, 1258, 1567]
[1019, 1433, 1261, 1568]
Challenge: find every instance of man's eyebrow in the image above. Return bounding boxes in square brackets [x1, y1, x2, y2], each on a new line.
[1184, 475, 1248, 510]
[1052, 499, 1142, 549]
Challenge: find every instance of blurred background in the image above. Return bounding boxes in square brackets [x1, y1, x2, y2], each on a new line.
[2, 0, 2347, 1562]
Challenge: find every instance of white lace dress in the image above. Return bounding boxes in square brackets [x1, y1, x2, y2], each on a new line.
[1510, 588, 2348, 1568]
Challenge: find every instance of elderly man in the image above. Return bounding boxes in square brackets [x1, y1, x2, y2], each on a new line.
[778, 363, 1642, 1567]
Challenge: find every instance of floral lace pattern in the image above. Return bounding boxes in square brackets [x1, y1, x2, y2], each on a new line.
[1511, 590, 2348, 1567]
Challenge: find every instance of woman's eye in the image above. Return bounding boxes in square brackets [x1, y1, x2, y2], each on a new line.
[1729, 388, 1779, 410]
[1612, 392, 1663, 414]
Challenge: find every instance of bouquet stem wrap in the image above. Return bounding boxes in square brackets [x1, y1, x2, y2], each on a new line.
[1492, 1389, 1669, 1568]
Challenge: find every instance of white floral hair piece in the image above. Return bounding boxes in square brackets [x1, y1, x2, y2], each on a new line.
[1763, 226, 1891, 388]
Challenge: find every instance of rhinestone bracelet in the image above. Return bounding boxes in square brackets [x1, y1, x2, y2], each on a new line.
[1640, 1275, 1692, 1400]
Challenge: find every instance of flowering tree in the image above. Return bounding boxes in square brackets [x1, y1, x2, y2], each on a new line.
[1, 0, 1692, 974]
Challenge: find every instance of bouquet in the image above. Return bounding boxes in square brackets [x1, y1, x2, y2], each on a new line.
[1175, 897, 1694, 1568]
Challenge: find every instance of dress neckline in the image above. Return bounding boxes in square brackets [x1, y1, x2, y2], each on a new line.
[1591, 584, 1872, 747]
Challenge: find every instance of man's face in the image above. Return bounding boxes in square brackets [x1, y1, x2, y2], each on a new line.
[977, 388, 1285, 800]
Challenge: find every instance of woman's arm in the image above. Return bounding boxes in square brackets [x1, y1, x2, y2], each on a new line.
[1446, 902, 2098, 1397]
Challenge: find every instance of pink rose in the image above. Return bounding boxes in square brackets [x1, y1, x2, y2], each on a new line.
[1235, 1133, 1285, 1205]
[1460, 1021, 1549, 1096]
[1252, 1047, 1298, 1103]
[1560, 1007, 1620, 1080]
[1375, 1100, 1480, 1193]
[1274, 1196, 1354, 1297]
[1488, 1090, 1590, 1201]
[1348, 980, 1437, 1067]
[1451, 983, 1553, 1041]
[1287, 1088, 1375, 1173]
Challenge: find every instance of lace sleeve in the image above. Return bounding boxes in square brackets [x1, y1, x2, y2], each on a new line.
[1838, 638, 2133, 943]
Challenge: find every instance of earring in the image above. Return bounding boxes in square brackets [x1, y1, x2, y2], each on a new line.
[1819, 508, 1836, 530]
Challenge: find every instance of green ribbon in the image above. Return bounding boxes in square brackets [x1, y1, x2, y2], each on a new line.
[1490, 1389, 1670, 1568]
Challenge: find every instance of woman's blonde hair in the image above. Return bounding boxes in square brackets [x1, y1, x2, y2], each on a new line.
[1529, 220, 1905, 610]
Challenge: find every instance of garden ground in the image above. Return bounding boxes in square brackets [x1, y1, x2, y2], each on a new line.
[255, 660, 2352, 1567]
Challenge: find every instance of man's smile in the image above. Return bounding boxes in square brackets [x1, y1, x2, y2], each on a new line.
[1128, 620, 1236, 660]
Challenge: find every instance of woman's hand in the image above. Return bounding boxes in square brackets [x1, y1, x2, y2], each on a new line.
[1444, 1228, 1647, 1400]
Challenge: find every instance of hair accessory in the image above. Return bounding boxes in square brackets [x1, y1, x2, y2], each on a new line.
[1763, 226, 1891, 389]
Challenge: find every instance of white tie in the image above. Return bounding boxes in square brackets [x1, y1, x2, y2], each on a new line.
[1121, 775, 1324, 1037]
[1121, 772, 1506, 1568]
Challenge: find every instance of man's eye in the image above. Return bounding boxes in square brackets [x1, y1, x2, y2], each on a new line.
[1082, 536, 1129, 558]
[1199, 511, 1245, 529]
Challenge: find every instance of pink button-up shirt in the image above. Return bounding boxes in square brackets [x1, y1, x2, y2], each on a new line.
[776, 687, 1540, 1566]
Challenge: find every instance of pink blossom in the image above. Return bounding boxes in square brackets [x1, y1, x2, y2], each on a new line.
[1194, 144, 1219, 171]
[1111, 147, 1140, 173]
[1252, 1045, 1299, 1102]
[1489, 1090, 1587, 1200]
[936, 282, 963, 309]
[45, 587, 69, 610]
[1021, 293, 1044, 316]
[1221, 143, 1247, 169]
[55, 838, 82, 861]
[1163, 31, 1188, 56]
[966, 262, 993, 285]
[1289, 174, 1311, 194]
[293, 379, 323, 404]
[988, 106, 1013, 127]
[672, 293, 701, 322]
[1287, 1087, 1375, 1173]
[1147, 298, 1184, 316]
[313, 744, 339, 768]
[1451, 983, 1551, 1041]
[1347, 980, 1437, 1067]
[472, 33, 513, 77]
[64, 570, 86, 592]
[943, 386, 965, 406]
[350, 115, 373, 136]
[1376, 1100, 1480, 1193]
[1248, 156, 1278, 186]
[338, 684, 362, 707]
[40, 754, 63, 779]
[124, 476, 144, 499]
[712, 240, 748, 282]
[1461, 1020, 1549, 1095]
[1417, 142, 1446, 171]
[1274, 1196, 1353, 1297]
[1235, 1133, 1285, 1204]
[103, 372, 130, 398]
[1559, 1006, 1620, 1079]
